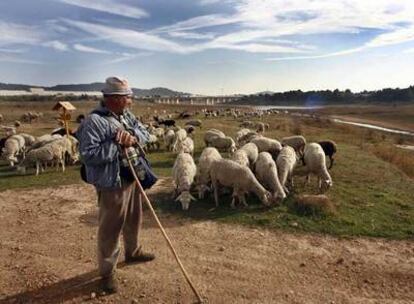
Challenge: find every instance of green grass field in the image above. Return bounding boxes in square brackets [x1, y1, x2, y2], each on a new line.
[0, 101, 413, 239]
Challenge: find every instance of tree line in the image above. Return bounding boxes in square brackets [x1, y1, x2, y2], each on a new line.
[234, 86, 414, 105]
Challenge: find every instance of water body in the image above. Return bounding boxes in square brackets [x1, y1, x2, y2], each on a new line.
[332, 119, 414, 137]
[253, 105, 414, 137]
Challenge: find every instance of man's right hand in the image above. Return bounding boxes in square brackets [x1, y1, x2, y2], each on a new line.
[116, 130, 137, 147]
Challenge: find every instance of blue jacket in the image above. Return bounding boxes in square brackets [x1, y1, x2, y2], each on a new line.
[77, 105, 150, 189]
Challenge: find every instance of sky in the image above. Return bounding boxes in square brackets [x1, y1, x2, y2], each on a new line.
[1, 0, 414, 95]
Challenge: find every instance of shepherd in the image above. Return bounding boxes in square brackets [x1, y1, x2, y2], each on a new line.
[77, 76, 155, 294]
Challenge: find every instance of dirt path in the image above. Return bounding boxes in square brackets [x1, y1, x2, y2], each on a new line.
[0, 181, 413, 304]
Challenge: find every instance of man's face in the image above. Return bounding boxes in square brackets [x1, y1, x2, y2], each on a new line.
[105, 95, 132, 114]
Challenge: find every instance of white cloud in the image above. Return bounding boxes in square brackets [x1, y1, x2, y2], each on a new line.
[43, 40, 69, 51]
[73, 43, 111, 54]
[266, 46, 365, 61]
[0, 54, 43, 64]
[58, 0, 148, 19]
[168, 31, 216, 40]
[0, 21, 44, 46]
[403, 47, 414, 53]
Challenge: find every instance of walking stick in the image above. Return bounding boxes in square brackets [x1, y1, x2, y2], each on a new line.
[124, 148, 204, 304]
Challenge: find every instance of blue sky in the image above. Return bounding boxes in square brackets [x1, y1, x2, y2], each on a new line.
[1, 0, 414, 95]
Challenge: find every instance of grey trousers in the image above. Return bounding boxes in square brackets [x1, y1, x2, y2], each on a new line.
[96, 181, 143, 277]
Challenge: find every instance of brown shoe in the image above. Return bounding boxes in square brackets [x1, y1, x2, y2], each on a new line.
[125, 248, 155, 264]
[101, 275, 118, 294]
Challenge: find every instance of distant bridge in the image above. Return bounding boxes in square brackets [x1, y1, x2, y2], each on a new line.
[134, 96, 241, 105]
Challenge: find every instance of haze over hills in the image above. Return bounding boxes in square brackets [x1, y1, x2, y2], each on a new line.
[0, 82, 189, 97]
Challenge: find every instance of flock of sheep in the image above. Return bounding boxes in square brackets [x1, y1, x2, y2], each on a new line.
[0, 132, 79, 175]
[143, 113, 337, 211]
[1, 107, 337, 212]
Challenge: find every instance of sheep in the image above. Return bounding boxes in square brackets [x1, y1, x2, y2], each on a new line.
[318, 140, 337, 169]
[276, 145, 298, 194]
[208, 136, 236, 153]
[255, 152, 286, 204]
[19, 133, 35, 147]
[184, 125, 196, 136]
[172, 152, 197, 210]
[185, 119, 202, 128]
[210, 159, 271, 208]
[303, 143, 333, 193]
[203, 129, 225, 146]
[176, 137, 194, 155]
[172, 128, 187, 152]
[250, 136, 282, 159]
[235, 128, 251, 144]
[2, 134, 25, 166]
[151, 127, 165, 139]
[164, 129, 175, 151]
[239, 142, 259, 167]
[0, 114, 3, 122]
[239, 121, 254, 128]
[237, 131, 258, 147]
[231, 149, 250, 167]
[256, 122, 266, 133]
[281, 135, 307, 155]
[19, 140, 67, 175]
[195, 147, 222, 199]
[146, 134, 160, 151]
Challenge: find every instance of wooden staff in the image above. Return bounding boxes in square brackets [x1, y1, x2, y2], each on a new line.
[124, 148, 204, 303]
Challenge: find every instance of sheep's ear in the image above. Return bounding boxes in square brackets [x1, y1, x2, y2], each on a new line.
[174, 195, 181, 202]
[190, 194, 197, 201]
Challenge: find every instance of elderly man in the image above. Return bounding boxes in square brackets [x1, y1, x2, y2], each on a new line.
[77, 77, 155, 294]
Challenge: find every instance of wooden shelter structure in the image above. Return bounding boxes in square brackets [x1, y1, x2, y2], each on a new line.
[52, 101, 76, 136]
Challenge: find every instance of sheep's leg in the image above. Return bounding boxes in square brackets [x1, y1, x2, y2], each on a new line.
[306, 174, 311, 184]
[240, 193, 248, 207]
[61, 159, 65, 173]
[213, 180, 219, 207]
[36, 162, 40, 176]
[329, 156, 334, 169]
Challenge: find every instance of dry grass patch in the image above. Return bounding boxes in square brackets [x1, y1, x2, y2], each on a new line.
[290, 194, 337, 217]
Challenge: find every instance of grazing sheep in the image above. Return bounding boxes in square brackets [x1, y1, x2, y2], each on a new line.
[146, 134, 160, 151]
[172, 152, 197, 210]
[184, 125, 196, 136]
[235, 128, 251, 145]
[231, 149, 250, 167]
[20, 139, 67, 175]
[281, 135, 307, 155]
[237, 131, 258, 147]
[256, 122, 266, 133]
[195, 147, 222, 199]
[255, 152, 286, 204]
[172, 128, 187, 152]
[185, 119, 202, 128]
[19, 133, 35, 147]
[151, 127, 165, 139]
[210, 159, 271, 208]
[250, 136, 282, 159]
[239, 142, 259, 167]
[208, 136, 236, 153]
[276, 145, 298, 194]
[318, 140, 337, 169]
[203, 129, 225, 146]
[164, 129, 175, 151]
[303, 143, 333, 193]
[176, 137, 194, 155]
[2, 134, 25, 166]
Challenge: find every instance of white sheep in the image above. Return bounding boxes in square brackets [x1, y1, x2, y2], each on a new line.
[208, 136, 236, 153]
[164, 129, 175, 151]
[255, 152, 286, 204]
[195, 147, 222, 199]
[276, 145, 298, 194]
[237, 131, 259, 147]
[231, 149, 250, 167]
[172, 152, 197, 210]
[20, 139, 67, 175]
[303, 143, 333, 193]
[210, 159, 271, 208]
[172, 128, 187, 152]
[146, 134, 160, 151]
[176, 137, 194, 155]
[235, 128, 251, 144]
[250, 136, 282, 159]
[239, 142, 259, 167]
[2, 134, 25, 166]
[281, 135, 307, 155]
[203, 129, 225, 146]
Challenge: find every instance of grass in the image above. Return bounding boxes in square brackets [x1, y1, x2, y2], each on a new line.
[0, 101, 413, 239]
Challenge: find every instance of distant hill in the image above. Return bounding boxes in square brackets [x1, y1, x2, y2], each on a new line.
[0, 82, 189, 97]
